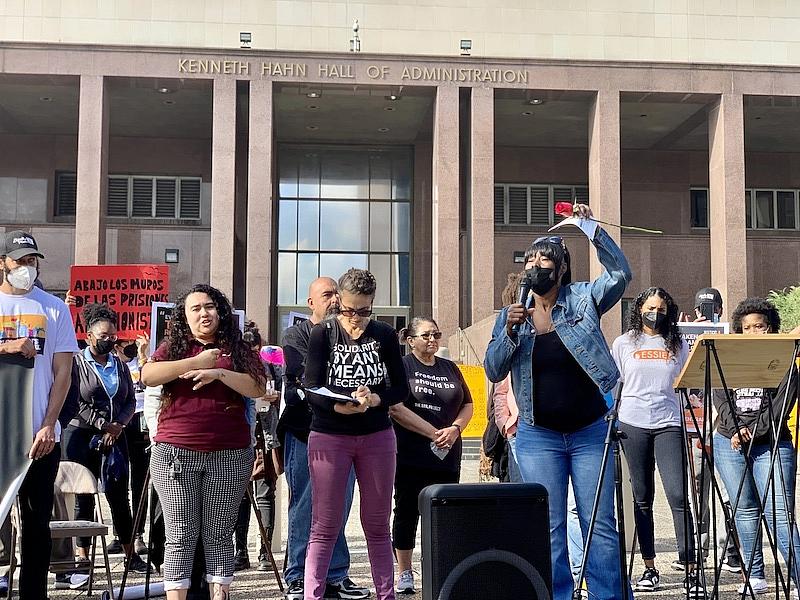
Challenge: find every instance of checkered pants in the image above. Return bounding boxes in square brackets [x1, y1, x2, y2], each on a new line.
[150, 442, 254, 590]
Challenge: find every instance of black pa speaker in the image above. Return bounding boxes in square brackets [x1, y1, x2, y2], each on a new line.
[420, 483, 552, 600]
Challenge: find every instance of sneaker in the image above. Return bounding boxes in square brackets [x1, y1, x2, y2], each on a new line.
[257, 553, 270, 572]
[134, 535, 148, 556]
[396, 570, 416, 595]
[722, 554, 742, 573]
[106, 538, 124, 554]
[285, 579, 304, 600]
[0, 575, 8, 598]
[127, 553, 151, 575]
[233, 551, 250, 572]
[333, 577, 370, 599]
[684, 571, 707, 599]
[54, 572, 90, 590]
[738, 577, 769, 595]
[635, 567, 660, 592]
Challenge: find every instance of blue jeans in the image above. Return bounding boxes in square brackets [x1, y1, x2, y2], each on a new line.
[284, 431, 355, 584]
[714, 433, 800, 584]
[507, 434, 522, 483]
[516, 417, 629, 600]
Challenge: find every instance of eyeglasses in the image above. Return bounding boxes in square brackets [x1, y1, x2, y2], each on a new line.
[91, 333, 118, 342]
[339, 305, 373, 318]
[412, 332, 443, 340]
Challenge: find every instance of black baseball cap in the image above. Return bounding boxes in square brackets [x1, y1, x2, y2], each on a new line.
[695, 287, 723, 309]
[1, 230, 44, 260]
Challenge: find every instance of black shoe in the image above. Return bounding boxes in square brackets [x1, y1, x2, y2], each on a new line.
[127, 553, 151, 574]
[722, 553, 742, 573]
[684, 571, 707, 599]
[257, 553, 270, 572]
[233, 552, 251, 572]
[134, 535, 148, 556]
[635, 567, 660, 592]
[328, 577, 371, 599]
[106, 538, 124, 554]
[285, 579, 304, 600]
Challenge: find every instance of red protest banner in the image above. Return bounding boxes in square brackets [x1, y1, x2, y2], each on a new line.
[69, 264, 170, 339]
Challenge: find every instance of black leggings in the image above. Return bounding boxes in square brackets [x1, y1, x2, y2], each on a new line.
[391, 463, 459, 551]
[62, 424, 134, 549]
[619, 423, 696, 563]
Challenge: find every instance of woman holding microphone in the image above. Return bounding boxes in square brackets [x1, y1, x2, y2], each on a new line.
[485, 204, 632, 600]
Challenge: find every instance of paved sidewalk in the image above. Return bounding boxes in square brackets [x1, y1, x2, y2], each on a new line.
[44, 458, 782, 599]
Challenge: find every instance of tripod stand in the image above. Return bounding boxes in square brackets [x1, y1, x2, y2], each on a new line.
[676, 333, 800, 600]
[572, 383, 630, 600]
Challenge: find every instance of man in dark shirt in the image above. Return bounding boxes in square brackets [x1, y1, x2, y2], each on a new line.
[279, 277, 368, 600]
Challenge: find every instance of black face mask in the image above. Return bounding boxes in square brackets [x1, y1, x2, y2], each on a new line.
[528, 266, 557, 296]
[642, 311, 667, 330]
[123, 343, 137, 360]
[93, 338, 116, 356]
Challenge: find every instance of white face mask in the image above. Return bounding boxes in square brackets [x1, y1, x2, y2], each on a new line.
[5, 265, 37, 291]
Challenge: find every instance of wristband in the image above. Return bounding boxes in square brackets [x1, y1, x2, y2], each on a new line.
[452, 423, 462, 434]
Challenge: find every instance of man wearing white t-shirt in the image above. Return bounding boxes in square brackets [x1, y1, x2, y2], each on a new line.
[0, 230, 77, 600]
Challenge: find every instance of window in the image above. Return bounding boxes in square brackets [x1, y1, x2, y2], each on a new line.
[54, 173, 202, 220]
[691, 187, 800, 231]
[494, 184, 589, 226]
[278, 146, 412, 307]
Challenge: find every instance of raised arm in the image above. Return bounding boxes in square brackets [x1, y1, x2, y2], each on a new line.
[589, 227, 632, 316]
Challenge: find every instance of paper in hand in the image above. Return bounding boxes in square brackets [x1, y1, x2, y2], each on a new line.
[549, 216, 598, 240]
[307, 386, 359, 404]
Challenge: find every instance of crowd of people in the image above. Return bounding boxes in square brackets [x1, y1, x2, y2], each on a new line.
[2, 203, 800, 600]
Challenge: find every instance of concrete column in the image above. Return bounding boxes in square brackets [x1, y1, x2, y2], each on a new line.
[470, 87, 495, 324]
[210, 79, 237, 299]
[74, 75, 109, 265]
[432, 85, 460, 337]
[246, 80, 273, 337]
[708, 94, 747, 318]
[588, 89, 622, 341]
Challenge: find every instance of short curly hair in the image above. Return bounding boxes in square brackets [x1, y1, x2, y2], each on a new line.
[82, 303, 117, 331]
[338, 268, 377, 297]
[731, 297, 781, 333]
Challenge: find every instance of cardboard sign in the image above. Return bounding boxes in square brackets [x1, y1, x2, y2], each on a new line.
[70, 265, 169, 339]
[149, 302, 245, 355]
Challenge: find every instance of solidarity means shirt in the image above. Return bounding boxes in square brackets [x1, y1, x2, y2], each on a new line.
[612, 331, 689, 429]
[394, 353, 472, 472]
[304, 317, 408, 436]
[0, 287, 79, 440]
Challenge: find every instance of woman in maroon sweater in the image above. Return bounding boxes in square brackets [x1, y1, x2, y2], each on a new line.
[141, 284, 266, 600]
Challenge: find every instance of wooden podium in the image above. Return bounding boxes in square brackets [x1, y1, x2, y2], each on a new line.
[674, 333, 800, 391]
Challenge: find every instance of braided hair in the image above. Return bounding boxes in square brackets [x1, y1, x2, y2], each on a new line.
[159, 284, 266, 410]
[83, 303, 117, 332]
[627, 287, 683, 357]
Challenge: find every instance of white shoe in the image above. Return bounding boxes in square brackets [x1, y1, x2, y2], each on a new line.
[738, 577, 768, 595]
[396, 570, 415, 594]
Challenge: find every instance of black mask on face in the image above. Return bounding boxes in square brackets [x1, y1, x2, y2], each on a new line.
[122, 343, 137, 360]
[642, 311, 667, 330]
[528, 266, 557, 296]
[93, 338, 116, 356]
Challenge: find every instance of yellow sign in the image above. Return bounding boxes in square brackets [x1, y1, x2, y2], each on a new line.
[457, 364, 488, 438]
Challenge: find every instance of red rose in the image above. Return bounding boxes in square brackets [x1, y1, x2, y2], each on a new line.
[554, 202, 574, 218]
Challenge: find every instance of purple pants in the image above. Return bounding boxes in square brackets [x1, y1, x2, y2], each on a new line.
[305, 428, 397, 600]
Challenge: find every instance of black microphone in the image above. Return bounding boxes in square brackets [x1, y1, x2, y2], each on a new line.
[511, 272, 533, 334]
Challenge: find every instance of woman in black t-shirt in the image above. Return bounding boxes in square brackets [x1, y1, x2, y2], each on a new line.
[713, 298, 800, 594]
[303, 269, 409, 600]
[389, 317, 473, 595]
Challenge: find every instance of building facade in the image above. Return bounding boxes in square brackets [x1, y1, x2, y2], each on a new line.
[2, 2, 800, 340]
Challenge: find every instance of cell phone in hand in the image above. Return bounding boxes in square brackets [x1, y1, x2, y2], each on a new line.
[699, 301, 716, 322]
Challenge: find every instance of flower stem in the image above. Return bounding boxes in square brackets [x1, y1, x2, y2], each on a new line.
[591, 218, 663, 235]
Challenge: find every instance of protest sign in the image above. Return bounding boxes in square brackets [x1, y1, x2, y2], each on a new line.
[677, 322, 729, 435]
[69, 265, 169, 339]
[0, 354, 35, 524]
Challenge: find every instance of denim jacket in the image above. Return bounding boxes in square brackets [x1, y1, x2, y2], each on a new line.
[485, 226, 632, 427]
